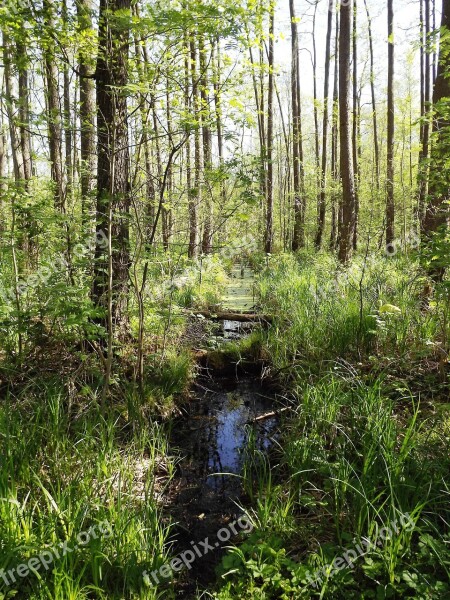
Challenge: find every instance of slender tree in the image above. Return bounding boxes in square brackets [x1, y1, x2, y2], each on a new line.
[290, 0, 305, 250]
[338, 0, 356, 263]
[315, 0, 334, 249]
[311, 1, 320, 190]
[364, 0, 379, 185]
[386, 0, 395, 245]
[190, 35, 202, 257]
[418, 0, 432, 225]
[42, 0, 64, 212]
[264, 5, 275, 253]
[16, 33, 33, 183]
[330, 7, 340, 250]
[76, 0, 96, 221]
[185, 29, 198, 258]
[200, 35, 213, 254]
[352, 0, 360, 249]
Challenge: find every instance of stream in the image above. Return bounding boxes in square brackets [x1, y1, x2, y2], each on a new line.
[167, 265, 279, 596]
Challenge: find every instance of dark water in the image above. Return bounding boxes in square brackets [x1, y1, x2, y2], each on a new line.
[176, 377, 277, 492]
[168, 294, 277, 595]
[169, 375, 278, 596]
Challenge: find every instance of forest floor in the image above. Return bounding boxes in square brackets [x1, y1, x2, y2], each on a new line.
[0, 254, 449, 600]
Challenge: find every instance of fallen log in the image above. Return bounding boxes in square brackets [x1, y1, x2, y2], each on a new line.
[190, 310, 273, 323]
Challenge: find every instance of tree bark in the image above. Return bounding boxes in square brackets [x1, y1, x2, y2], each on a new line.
[352, 0, 360, 250]
[418, 0, 432, 226]
[16, 37, 33, 183]
[199, 36, 213, 254]
[186, 30, 198, 258]
[422, 0, 450, 279]
[386, 0, 395, 246]
[364, 0, 379, 186]
[212, 38, 227, 231]
[190, 36, 202, 257]
[43, 0, 64, 212]
[76, 0, 96, 221]
[2, 31, 25, 183]
[312, 1, 320, 195]
[93, 0, 132, 332]
[338, 0, 356, 263]
[315, 0, 333, 249]
[330, 8, 340, 250]
[0, 118, 6, 232]
[264, 7, 275, 254]
[290, 0, 305, 251]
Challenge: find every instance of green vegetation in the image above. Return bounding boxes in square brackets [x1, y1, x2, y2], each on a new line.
[214, 254, 450, 600]
[0, 381, 175, 600]
[0, 0, 449, 598]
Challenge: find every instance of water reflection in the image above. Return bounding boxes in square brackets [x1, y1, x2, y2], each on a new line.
[176, 379, 277, 494]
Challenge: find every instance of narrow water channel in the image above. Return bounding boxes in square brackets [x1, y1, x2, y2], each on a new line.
[169, 376, 278, 596]
[167, 266, 279, 596]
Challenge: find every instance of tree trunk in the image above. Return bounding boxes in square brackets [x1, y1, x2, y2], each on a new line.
[3, 31, 25, 182]
[312, 1, 321, 195]
[352, 0, 360, 250]
[330, 8, 340, 250]
[290, 0, 305, 251]
[418, 0, 432, 226]
[264, 7, 275, 254]
[386, 0, 395, 246]
[338, 0, 356, 263]
[186, 30, 197, 258]
[190, 36, 202, 257]
[422, 0, 450, 279]
[364, 0, 380, 185]
[16, 38, 33, 183]
[0, 119, 6, 232]
[62, 0, 73, 204]
[315, 0, 333, 249]
[199, 36, 213, 254]
[43, 0, 64, 212]
[76, 0, 96, 222]
[151, 95, 162, 248]
[93, 0, 132, 332]
[163, 81, 173, 251]
[212, 38, 227, 232]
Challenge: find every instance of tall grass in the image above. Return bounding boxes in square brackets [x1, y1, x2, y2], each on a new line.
[257, 252, 441, 375]
[0, 381, 176, 599]
[216, 374, 450, 598]
[214, 252, 449, 599]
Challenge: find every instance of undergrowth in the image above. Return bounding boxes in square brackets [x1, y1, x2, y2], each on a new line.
[213, 252, 450, 599]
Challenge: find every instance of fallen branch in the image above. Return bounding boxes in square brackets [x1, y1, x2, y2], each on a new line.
[249, 407, 290, 423]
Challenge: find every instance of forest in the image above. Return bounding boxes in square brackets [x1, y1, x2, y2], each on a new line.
[0, 0, 449, 597]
